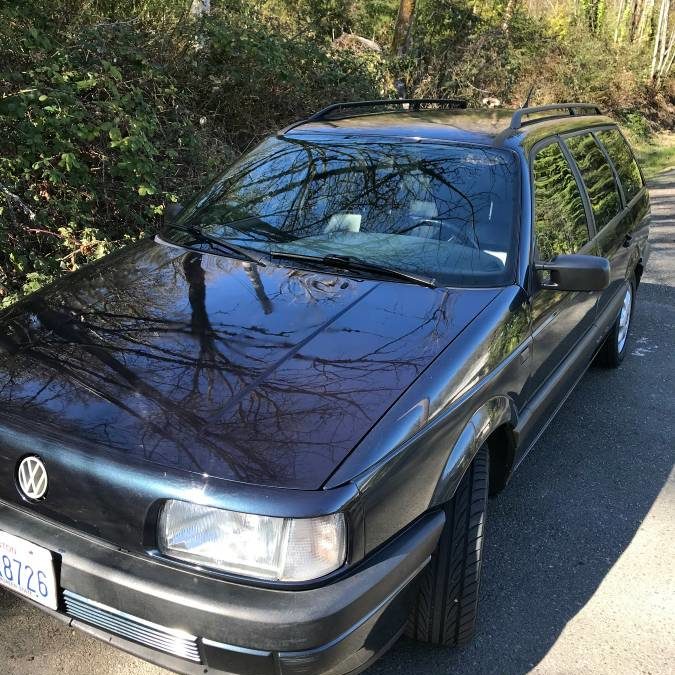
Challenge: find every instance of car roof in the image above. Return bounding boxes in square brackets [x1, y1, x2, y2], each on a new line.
[283, 108, 618, 152]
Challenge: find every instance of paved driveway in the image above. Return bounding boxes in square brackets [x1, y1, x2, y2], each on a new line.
[2, 173, 674, 675]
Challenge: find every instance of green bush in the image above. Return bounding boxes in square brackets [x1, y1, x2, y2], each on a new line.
[0, 2, 388, 306]
[618, 110, 653, 140]
[180, 9, 391, 149]
[0, 21, 199, 304]
[0, 0, 672, 307]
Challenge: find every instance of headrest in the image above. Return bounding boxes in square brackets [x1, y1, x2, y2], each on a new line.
[408, 200, 438, 220]
[324, 213, 362, 234]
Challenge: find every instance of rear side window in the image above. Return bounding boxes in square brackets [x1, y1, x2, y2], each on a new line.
[596, 129, 644, 202]
[565, 133, 622, 230]
[532, 142, 590, 261]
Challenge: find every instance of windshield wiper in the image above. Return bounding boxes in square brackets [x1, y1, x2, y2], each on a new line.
[270, 252, 436, 288]
[170, 225, 267, 266]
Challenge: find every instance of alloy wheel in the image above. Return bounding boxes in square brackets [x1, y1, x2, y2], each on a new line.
[617, 284, 633, 353]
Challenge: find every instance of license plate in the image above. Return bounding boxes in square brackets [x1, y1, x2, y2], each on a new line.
[0, 530, 58, 610]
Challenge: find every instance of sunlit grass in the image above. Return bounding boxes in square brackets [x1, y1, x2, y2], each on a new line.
[631, 132, 675, 179]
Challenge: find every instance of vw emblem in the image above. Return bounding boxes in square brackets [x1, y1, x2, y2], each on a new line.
[17, 456, 48, 500]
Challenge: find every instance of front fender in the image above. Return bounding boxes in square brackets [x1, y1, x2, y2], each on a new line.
[430, 395, 517, 506]
[327, 285, 530, 556]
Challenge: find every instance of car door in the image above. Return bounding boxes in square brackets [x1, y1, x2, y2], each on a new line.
[562, 130, 630, 316]
[527, 138, 599, 398]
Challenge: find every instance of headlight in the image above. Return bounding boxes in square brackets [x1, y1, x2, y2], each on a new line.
[158, 500, 347, 582]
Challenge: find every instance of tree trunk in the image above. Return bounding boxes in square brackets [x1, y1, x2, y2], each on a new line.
[392, 0, 417, 98]
[662, 31, 675, 81]
[629, 0, 642, 41]
[392, 0, 417, 57]
[650, 0, 668, 79]
[636, 0, 654, 44]
[656, 9, 675, 83]
[658, 0, 670, 73]
[614, 0, 627, 42]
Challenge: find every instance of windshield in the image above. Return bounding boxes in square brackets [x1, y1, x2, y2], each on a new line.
[173, 136, 519, 287]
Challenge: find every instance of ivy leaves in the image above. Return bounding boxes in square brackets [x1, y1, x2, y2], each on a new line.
[0, 4, 388, 308]
[0, 22, 194, 306]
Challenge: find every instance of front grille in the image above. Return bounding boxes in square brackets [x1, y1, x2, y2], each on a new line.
[63, 590, 202, 663]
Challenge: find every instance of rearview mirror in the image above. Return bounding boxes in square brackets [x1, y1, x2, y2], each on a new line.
[164, 202, 184, 222]
[535, 254, 610, 292]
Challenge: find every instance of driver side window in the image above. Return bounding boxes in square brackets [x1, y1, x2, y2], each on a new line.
[532, 141, 590, 261]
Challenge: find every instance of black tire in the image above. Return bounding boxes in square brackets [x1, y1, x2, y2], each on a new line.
[597, 276, 635, 368]
[406, 445, 489, 647]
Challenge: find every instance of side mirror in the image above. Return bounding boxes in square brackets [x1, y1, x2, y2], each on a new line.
[164, 202, 184, 222]
[535, 254, 610, 292]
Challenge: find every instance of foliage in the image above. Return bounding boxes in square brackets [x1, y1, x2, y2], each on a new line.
[1, 17, 200, 304]
[618, 110, 654, 139]
[263, 0, 399, 43]
[0, 0, 673, 307]
[0, 1, 388, 306]
[581, 0, 607, 34]
[180, 8, 391, 149]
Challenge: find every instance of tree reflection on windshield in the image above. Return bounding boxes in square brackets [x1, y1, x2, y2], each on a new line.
[175, 137, 519, 287]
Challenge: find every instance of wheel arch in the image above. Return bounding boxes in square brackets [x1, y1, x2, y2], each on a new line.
[485, 422, 517, 496]
[635, 258, 644, 287]
[430, 395, 518, 506]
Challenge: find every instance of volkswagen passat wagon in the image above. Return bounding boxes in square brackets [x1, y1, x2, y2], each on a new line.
[0, 100, 650, 674]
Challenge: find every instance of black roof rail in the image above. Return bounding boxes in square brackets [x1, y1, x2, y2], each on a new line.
[281, 98, 468, 136]
[510, 103, 603, 130]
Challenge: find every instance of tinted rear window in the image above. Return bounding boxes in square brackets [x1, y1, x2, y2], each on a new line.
[596, 129, 644, 202]
[565, 133, 622, 230]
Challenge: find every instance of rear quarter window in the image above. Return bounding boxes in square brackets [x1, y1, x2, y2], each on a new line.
[565, 133, 622, 230]
[596, 129, 644, 203]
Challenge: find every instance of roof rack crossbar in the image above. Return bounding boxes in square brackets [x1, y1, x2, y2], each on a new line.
[510, 103, 602, 130]
[281, 98, 468, 135]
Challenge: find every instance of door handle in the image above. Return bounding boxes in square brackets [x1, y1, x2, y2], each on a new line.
[623, 234, 633, 248]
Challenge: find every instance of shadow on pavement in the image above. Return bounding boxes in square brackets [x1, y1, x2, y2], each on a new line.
[366, 279, 674, 675]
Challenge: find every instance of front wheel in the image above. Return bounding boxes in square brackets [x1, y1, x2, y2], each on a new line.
[598, 278, 635, 368]
[406, 445, 489, 647]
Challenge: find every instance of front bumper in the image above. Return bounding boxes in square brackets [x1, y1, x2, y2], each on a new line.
[0, 500, 444, 675]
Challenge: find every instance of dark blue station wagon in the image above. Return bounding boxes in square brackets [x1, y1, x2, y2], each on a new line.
[0, 100, 650, 675]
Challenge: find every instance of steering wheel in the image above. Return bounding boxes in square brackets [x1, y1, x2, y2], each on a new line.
[395, 219, 443, 238]
[396, 220, 476, 247]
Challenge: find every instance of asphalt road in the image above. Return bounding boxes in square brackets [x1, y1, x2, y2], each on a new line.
[2, 173, 674, 675]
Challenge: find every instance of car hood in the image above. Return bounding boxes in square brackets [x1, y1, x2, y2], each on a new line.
[0, 240, 500, 489]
